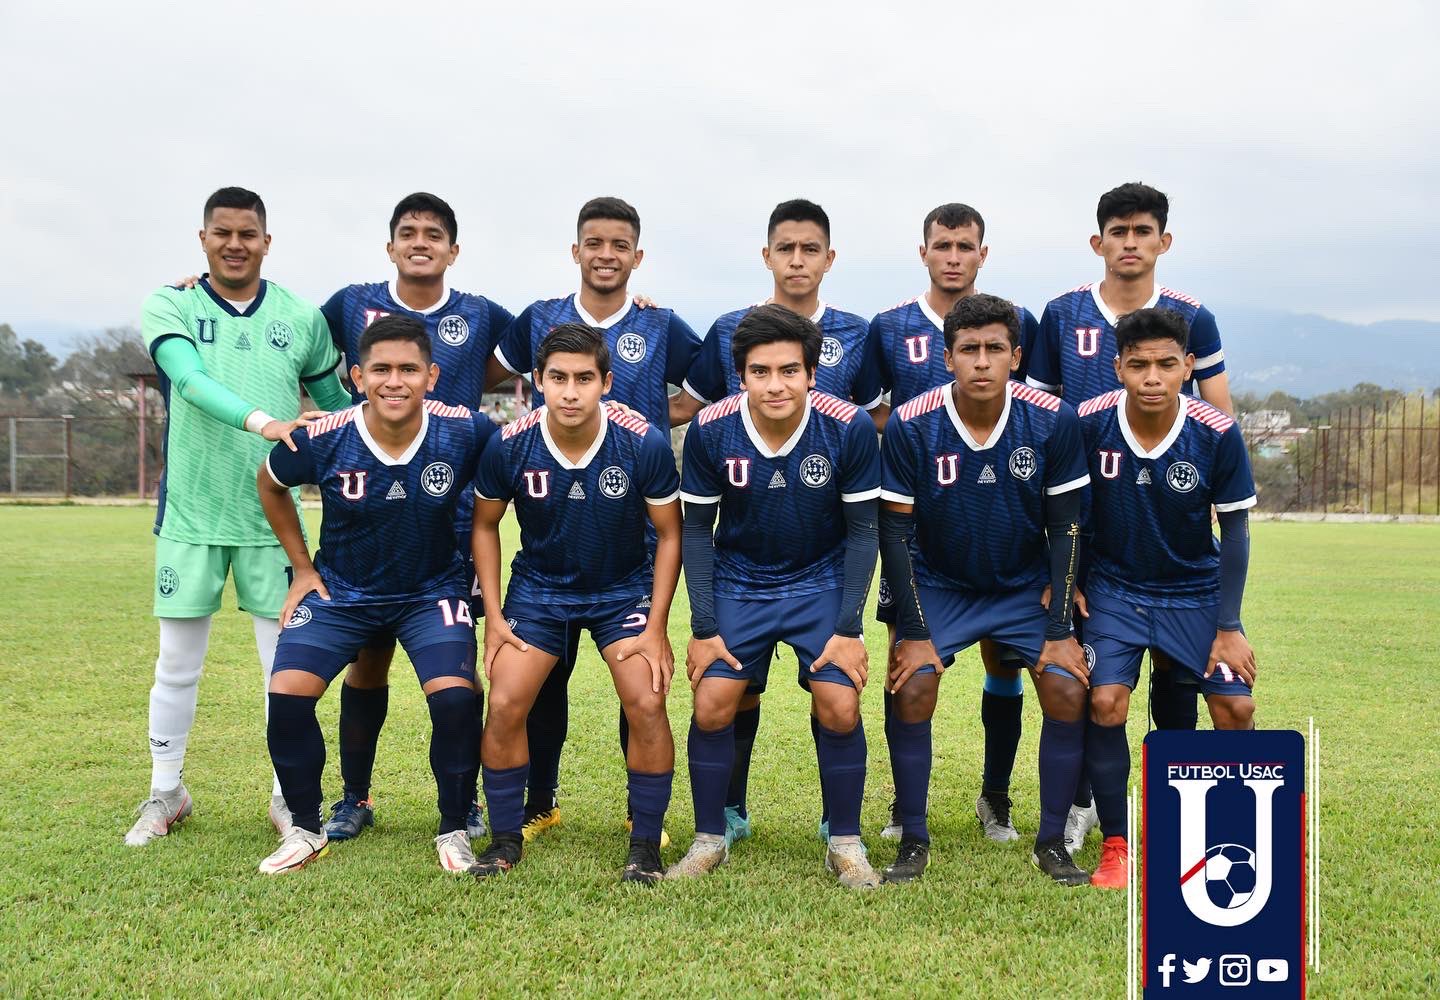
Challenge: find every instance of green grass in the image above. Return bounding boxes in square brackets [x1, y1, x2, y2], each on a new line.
[0, 508, 1436, 997]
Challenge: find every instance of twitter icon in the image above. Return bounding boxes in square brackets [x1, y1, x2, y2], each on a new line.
[1182, 957, 1213, 983]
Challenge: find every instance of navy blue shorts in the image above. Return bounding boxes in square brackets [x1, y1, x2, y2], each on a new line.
[1083, 592, 1251, 697]
[276, 595, 477, 685]
[503, 592, 651, 660]
[701, 589, 852, 693]
[909, 584, 1072, 679]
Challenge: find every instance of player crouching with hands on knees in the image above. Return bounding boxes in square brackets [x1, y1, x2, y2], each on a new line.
[470, 324, 682, 885]
[255, 316, 498, 874]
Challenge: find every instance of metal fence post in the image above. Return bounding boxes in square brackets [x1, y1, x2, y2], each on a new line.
[63, 415, 73, 498]
[8, 417, 15, 496]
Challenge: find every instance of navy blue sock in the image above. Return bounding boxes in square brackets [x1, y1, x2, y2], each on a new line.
[1037, 715, 1085, 843]
[810, 714, 829, 824]
[1074, 776, 1093, 808]
[981, 683, 1024, 794]
[427, 687, 479, 836]
[268, 692, 325, 834]
[687, 718, 734, 836]
[889, 718, 932, 842]
[816, 720, 866, 838]
[338, 683, 388, 800]
[725, 705, 760, 816]
[482, 762, 529, 837]
[627, 769, 673, 843]
[1085, 720, 1130, 839]
[1151, 667, 1199, 730]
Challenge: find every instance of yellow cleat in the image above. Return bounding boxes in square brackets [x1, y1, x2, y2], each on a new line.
[521, 804, 562, 842]
[624, 817, 671, 849]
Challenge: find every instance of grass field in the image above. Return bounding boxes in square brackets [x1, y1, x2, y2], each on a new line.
[0, 507, 1437, 997]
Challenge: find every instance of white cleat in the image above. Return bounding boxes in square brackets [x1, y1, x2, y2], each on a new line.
[665, 833, 729, 879]
[268, 795, 293, 837]
[258, 826, 329, 875]
[825, 835, 881, 889]
[436, 829, 477, 872]
[1064, 801, 1099, 857]
[124, 786, 192, 846]
[975, 792, 1021, 843]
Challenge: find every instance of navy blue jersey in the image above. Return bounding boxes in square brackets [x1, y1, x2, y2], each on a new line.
[492, 295, 700, 429]
[682, 302, 882, 409]
[864, 296, 1041, 408]
[474, 403, 680, 605]
[881, 382, 1089, 592]
[1026, 283, 1225, 403]
[680, 391, 881, 600]
[266, 400, 498, 605]
[1077, 390, 1256, 608]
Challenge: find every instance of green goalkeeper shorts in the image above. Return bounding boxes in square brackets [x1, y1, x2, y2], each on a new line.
[153, 536, 292, 619]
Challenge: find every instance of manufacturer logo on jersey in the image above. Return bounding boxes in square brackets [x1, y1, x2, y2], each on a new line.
[1008, 447, 1037, 481]
[935, 454, 959, 486]
[1167, 461, 1200, 493]
[725, 458, 750, 488]
[1097, 449, 1123, 479]
[800, 454, 832, 487]
[905, 335, 929, 364]
[616, 332, 647, 364]
[768, 470, 787, 489]
[568, 481, 587, 500]
[437, 315, 469, 346]
[284, 605, 313, 628]
[1136, 467, 1153, 485]
[1075, 327, 1100, 357]
[421, 462, 454, 497]
[157, 565, 179, 598]
[818, 336, 843, 367]
[599, 466, 629, 499]
[386, 481, 408, 501]
[339, 471, 368, 500]
[524, 470, 550, 498]
[977, 464, 997, 484]
[266, 321, 294, 351]
[235, 331, 252, 351]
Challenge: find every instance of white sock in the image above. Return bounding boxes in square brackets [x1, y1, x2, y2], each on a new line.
[252, 614, 285, 797]
[148, 617, 213, 791]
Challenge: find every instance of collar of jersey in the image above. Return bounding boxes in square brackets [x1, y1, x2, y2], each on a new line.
[740, 393, 811, 459]
[1089, 282, 1161, 327]
[353, 401, 430, 466]
[573, 295, 633, 329]
[916, 294, 945, 332]
[199, 276, 267, 318]
[943, 380, 1013, 452]
[387, 280, 453, 316]
[1117, 395, 1187, 459]
[540, 403, 609, 470]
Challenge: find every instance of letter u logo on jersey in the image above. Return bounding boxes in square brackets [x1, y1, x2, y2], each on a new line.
[1097, 449, 1123, 479]
[1169, 777, 1283, 927]
[905, 335, 929, 364]
[524, 470, 550, 498]
[338, 471, 367, 500]
[935, 454, 959, 486]
[725, 458, 750, 488]
[1075, 327, 1100, 357]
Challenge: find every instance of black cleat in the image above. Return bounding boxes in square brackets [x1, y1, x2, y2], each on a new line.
[882, 835, 931, 883]
[470, 833, 523, 880]
[620, 838, 664, 886]
[1031, 837, 1090, 886]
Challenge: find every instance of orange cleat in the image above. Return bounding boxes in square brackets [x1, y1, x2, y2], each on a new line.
[1090, 835, 1130, 889]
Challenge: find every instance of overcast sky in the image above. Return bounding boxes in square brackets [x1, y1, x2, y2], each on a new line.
[2, 0, 1436, 350]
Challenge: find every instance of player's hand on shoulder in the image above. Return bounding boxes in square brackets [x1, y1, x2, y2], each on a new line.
[170, 274, 201, 289]
[260, 411, 326, 452]
[482, 616, 529, 679]
[813, 634, 869, 690]
[888, 638, 940, 693]
[278, 567, 329, 633]
[632, 293, 662, 310]
[604, 399, 643, 421]
[686, 635, 742, 690]
[1207, 629, 1256, 687]
[617, 625, 675, 695]
[1039, 637, 1090, 687]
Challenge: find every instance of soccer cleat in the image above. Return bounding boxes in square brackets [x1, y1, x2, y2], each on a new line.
[624, 811, 671, 850]
[268, 795, 293, 837]
[881, 835, 931, 884]
[1032, 837, 1091, 887]
[435, 829, 477, 873]
[879, 798, 903, 840]
[620, 838, 664, 886]
[825, 835, 881, 890]
[975, 791, 1020, 843]
[1064, 801, 1099, 857]
[258, 826, 329, 875]
[1090, 835, 1130, 889]
[470, 833, 523, 879]
[124, 786, 193, 846]
[723, 806, 752, 848]
[323, 792, 375, 841]
[465, 801, 487, 842]
[521, 799, 562, 842]
[665, 834, 729, 879]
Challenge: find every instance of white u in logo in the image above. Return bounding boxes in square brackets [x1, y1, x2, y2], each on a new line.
[726, 458, 750, 488]
[935, 454, 958, 485]
[524, 470, 550, 498]
[1169, 778, 1283, 927]
[905, 335, 929, 364]
[338, 471, 367, 500]
[1098, 450, 1122, 479]
[1075, 327, 1099, 357]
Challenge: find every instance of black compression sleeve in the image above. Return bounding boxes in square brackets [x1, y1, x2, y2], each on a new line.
[682, 501, 720, 639]
[1045, 487, 1085, 641]
[835, 499, 879, 638]
[878, 506, 930, 641]
[1216, 509, 1250, 631]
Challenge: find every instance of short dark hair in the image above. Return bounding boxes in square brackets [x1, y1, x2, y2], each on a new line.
[943, 293, 1020, 351]
[390, 192, 457, 243]
[576, 197, 640, 241]
[358, 314, 432, 364]
[1114, 308, 1190, 355]
[536, 323, 611, 378]
[923, 203, 985, 244]
[203, 187, 266, 229]
[731, 303, 821, 376]
[767, 198, 830, 243]
[1097, 182, 1169, 233]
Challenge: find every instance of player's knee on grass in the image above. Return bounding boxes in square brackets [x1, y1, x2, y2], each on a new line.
[892, 672, 939, 724]
[1206, 694, 1255, 731]
[1089, 684, 1131, 727]
[420, 675, 474, 697]
[620, 688, 667, 733]
[1033, 670, 1086, 723]
[270, 668, 327, 698]
[812, 684, 861, 734]
[346, 640, 396, 688]
[693, 678, 746, 732]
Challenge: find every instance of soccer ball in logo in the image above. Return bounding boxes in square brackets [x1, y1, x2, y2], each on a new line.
[157, 565, 179, 598]
[616, 332, 646, 364]
[421, 462, 454, 497]
[1203, 843, 1258, 909]
[437, 315, 469, 346]
[818, 336, 843, 367]
[1008, 447, 1037, 481]
[800, 454, 832, 487]
[266, 321, 293, 351]
[599, 465, 629, 498]
[1167, 461, 1200, 493]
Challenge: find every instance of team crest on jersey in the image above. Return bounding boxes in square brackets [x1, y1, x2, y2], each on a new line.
[616, 332, 647, 364]
[524, 470, 550, 498]
[877, 576, 893, 608]
[599, 466, 629, 499]
[421, 462, 454, 497]
[800, 454, 832, 488]
[1074, 327, 1099, 357]
[1082, 643, 1096, 670]
[935, 454, 959, 486]
[266, 321, 294, 351]
[437, 315, 469, 347]
[1008, 447, 1037, 481]
[725, 458, 750, 488]
[905, 335, 929, 364]
[1097, 449, 1123, 479]
[339, 471, 368, 500]
[1167, 461, 1200, 493]
[157, 565, 179, 598]
[284, 605, 313, 629]
[818, 337, 843, 368]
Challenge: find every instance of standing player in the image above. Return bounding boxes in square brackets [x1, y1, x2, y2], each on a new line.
[471, 325, 682, 885]
[667, 305, 882, 889]
[125, 187, 350, 847]
[877, 294, 1091, 885]
[256, 316, 498, 873]
[317, 193, 513, 843]
[1076, 308, 1257, 889]
[488, 197, 700, 845]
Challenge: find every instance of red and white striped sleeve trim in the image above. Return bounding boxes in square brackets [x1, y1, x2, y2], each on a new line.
[809, 390, 859, 423]
[502, 408, 545, 440]
[604, 404, 651, 436]
[1067, 282, 1094, 294]
[423, 399, 472, 420]
[1076, 389, 1124, 418]
[1009, 383, 1062, 412]
[309, 406, 359, 437]
[893, 385, 947, 422]
[1183, 396, 1236, 434]
[1159, 287, 1203, 308]
[697, 393, 744, 426]
[885, 295, 920, 312]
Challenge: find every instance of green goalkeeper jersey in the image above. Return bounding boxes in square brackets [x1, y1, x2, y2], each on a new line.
[143, 277, 341, 545]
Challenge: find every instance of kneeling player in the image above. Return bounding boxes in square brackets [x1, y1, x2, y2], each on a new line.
[1075, 308, 1258, 889]
[256, 316, 497, 874]
[668, 305, 882, 889]
[879, 294, 1092, 885]
[470, 324, 682, 885]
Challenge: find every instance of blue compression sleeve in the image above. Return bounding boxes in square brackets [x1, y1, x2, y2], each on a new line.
[1045, 487, 1085, 640]
[1216, 509, 1250, 631]
[683, 501, 719, 640]
[836, 499, 879, 638]
[879, 507, 929, 641]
